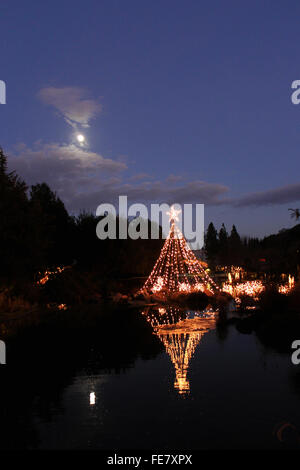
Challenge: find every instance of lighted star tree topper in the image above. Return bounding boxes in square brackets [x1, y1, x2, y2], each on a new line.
[139, 206, 219, 296]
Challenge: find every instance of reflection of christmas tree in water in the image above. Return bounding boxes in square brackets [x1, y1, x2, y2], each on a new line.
[139, 207, 219, 297]
[143, 306, 216, 395]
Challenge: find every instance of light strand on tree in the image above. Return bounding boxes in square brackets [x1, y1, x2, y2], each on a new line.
[139, 210, 219, 296]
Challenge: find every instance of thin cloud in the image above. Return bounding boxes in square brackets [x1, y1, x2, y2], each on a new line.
[129, 173, 152, 181]
[8, 139, 300, 214]
[6, 145, 230, 213]
[166, 174, 184, 184]
[234, 183, 300, 207]
[65, 179, 230, 212]
[8, 142, 126, 191]
[37, 87, 102, 128]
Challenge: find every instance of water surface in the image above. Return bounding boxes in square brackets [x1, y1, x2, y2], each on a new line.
[0, 305, 299, 450]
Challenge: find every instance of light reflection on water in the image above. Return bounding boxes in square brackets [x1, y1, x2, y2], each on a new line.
[143, 306, 217, 395]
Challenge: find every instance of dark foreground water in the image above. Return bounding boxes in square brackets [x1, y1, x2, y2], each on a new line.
[0, 305, 300, 450]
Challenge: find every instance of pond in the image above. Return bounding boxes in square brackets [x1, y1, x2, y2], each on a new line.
[0, 304, 299, 450]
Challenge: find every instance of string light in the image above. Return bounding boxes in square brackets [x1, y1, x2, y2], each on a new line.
[223, 275, 295, 298]
[138, 208, 219, 296]
[37, 266, 67, 285]
[278, 275, 295, 294]
[58, 303, 67, 310]
[222, 280, 265, 299]
[143, 306, 216, 394]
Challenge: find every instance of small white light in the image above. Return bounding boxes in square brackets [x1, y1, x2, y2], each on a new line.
[90, 392, 95, 405]
[76, 134, 85, 143]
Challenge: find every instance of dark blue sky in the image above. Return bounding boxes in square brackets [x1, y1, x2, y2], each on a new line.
[1, 0, 300, 237]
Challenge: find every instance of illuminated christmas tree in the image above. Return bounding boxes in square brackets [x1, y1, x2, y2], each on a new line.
[139, 207, 219, 297]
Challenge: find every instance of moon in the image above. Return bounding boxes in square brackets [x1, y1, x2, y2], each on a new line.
[76, 134, 85, 144]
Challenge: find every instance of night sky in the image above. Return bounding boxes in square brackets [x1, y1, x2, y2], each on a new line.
[1, 0, 300, 237]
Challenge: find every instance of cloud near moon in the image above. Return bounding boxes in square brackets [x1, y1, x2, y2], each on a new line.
[37, 86, 102, 128]
[7, 140, 300, 215]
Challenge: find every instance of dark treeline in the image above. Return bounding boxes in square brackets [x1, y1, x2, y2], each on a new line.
[205, 221, 300, 275]
[0, 148, 162, 300]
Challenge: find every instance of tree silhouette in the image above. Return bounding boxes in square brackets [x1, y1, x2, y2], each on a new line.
[205, 222, 219, 266]
[289, 208, 300, 221]
[0, 147, 31, 279]
[228, 225, 242, 264]
[29, 183, 75, 268]
[218, 223, 228, 265]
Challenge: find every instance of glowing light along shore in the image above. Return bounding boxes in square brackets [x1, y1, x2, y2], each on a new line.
[139, 207, 219, 296]
[222, 275, 295, 298]
[222, 280, 265, 299]
[278, 275, 295, 294]
[37, 266, 67, 286]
